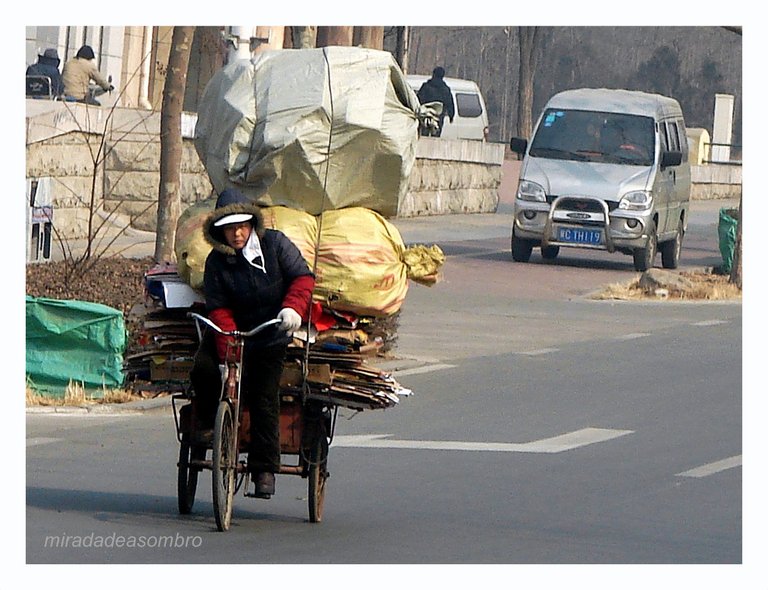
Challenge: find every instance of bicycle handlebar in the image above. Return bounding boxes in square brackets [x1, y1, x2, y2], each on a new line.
[187, 312, 282, 338]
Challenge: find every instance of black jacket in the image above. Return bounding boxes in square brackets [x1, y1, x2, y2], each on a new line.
[202, 189, 314, 349]
[417, 77, 455, 120]
[26, 54, 64, 96]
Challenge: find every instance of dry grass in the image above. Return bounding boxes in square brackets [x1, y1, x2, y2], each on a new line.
[592, 270, 742, 301]
[25, 380, 146, 407]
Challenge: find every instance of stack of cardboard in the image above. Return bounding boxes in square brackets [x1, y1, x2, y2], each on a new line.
[281, 335, 412, 411]
[123, 264, 204, 392]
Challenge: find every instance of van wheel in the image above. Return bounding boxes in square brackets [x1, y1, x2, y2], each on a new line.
[660, 220, 684, 269]
[633, 228, 657, 272]
[511, 230, 533, 262]
[541, 245, 560, 260]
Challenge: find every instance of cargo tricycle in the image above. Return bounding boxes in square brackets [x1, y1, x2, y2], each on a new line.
[172, 313, 334, 531]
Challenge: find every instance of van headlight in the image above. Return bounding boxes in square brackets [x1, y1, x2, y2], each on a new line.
[619, 190, 653, 211]
[517, 180, 546, 202]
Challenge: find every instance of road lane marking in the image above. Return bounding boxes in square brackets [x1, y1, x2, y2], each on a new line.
[394, 364, 456, 377]
[332, 427, 634, 454]
[692, 320, 728, 327]
[615, 333, 650, 340]
[26, 437, 63, 447]
[517, 348, 559, 356]
[676, 455, 742, 478]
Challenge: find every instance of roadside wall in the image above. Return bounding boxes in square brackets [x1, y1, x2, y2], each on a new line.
[691, 164, 742, 200]
[25, 103, 505, 239]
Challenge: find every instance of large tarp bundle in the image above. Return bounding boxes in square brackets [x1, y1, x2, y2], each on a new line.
[194, 46, 421, 217]
[26, 296, 127, 396]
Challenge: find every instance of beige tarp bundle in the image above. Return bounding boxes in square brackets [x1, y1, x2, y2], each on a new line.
[194, 46, 422, 218]
[175, 203, 444, 317]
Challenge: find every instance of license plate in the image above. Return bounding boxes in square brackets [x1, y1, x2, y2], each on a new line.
[557, 227, 602, 245]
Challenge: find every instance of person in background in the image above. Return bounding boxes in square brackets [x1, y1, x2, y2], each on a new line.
[62, 45, 113, 105]
[417, 66, 455, 137]
[190, 188, 315, 498]
[26, 48, 64, 97]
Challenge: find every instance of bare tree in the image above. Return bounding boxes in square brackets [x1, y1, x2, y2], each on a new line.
[354, 27, 384, 49]
[517, 26, 538, 139]
[290, 26, 317, 49]
[395, 26, 411, 72]
[317, 27, 354, 47]
[155, 26, 195, 263]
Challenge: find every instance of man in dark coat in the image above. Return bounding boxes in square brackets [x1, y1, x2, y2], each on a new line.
[190, 188, 315, 498]
[26, 48, 64, 98]
[417, 66, 455, 137]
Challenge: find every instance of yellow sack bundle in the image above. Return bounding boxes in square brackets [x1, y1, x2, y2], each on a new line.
[314, 208, 409, 317]
[175, 197, 217, 290]
[175, 203, 443, 317]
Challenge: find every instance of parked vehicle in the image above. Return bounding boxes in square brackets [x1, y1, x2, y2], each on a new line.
[509, 88, 691, 271]
[406, 75, 489, 141]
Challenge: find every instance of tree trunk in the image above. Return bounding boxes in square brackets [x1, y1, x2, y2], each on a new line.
[353, 27, 384, 49]
[317, 26, 354, 47]
[290, 26, 317, 49]
[395, 26, 410, 73]
[155, 25, 194, 263]
[517, 26, 538, 139]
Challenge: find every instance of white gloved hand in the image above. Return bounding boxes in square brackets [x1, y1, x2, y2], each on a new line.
[277, 307, 302, 335]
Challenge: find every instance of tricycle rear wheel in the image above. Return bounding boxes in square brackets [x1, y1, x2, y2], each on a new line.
[177, 438, 205, 514]
[308, 432, 329, 523]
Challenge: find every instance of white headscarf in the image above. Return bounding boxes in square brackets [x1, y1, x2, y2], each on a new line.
[241, 231, 266, 273]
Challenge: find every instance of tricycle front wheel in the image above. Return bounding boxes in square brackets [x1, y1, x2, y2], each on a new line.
[307, 432, 329, 523]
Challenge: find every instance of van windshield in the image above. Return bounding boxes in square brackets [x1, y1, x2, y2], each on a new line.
[529, 109, 655, 166]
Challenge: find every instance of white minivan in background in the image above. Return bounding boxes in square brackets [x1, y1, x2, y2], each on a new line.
[406, 74, 489, 141]
[509, 88, 691, 271]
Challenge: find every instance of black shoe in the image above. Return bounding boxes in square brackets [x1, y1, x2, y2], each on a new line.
[255, 472, 275, 497]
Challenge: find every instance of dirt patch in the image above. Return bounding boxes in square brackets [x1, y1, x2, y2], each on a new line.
[591, 269, 742, 301]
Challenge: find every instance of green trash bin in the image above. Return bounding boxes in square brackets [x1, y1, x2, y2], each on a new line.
[718, 207, 739, 274]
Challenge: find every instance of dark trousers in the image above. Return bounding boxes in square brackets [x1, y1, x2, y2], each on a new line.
[190, 334, 286, 474]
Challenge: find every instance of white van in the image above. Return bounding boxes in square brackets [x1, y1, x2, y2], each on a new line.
[509, 88, 691, 271]
[406, 74, 489, 141]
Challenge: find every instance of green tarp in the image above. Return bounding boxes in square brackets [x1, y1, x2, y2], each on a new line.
[26, 296, 127, 396]
[718, 208, 739, 274]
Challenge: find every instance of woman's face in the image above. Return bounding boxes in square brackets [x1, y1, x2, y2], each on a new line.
[222, 221, 252, 250]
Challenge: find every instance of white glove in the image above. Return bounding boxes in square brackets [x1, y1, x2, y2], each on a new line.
[277, 307, 302, 335]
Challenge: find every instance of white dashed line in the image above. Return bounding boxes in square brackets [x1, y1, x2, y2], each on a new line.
[692, 320, 728, 327]
[26, 437, 63, 447]
[676, 455, 742, 478]
[394, 364, 456, 377]
[332, 427, 634, 454]
[517, 348, 559, 356]
[615, 333, 650, 340]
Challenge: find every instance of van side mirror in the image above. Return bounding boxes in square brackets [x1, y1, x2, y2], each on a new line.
[660, 150, 683, 168]
[510, 137, 528, 156]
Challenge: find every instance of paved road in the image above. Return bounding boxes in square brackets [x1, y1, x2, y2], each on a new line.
[25, 308, 742, 569]
[25, 191, 747, 580]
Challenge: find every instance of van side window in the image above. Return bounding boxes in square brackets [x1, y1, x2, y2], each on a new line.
[673, 121, 688, 158]
[659, 122, 670, 152]
[666, 121, 680, 152]
[456, 92, 483, 118]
